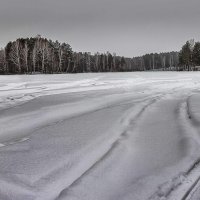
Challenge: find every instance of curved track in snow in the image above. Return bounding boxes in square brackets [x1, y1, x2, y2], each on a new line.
[1, 72, 200, 200]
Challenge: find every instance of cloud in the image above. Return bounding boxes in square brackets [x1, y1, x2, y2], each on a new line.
[0, 0, 200, 56]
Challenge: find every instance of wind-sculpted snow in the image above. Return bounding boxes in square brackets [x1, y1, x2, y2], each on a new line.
[1, 72, 200, 200]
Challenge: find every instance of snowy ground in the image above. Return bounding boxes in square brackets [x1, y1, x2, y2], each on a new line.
[1, 72, 200, 200]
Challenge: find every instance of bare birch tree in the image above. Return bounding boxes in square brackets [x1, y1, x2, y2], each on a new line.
[9, 40, 22, 73]
[22, 41, 29, 73]
[0, 48, 6, 73]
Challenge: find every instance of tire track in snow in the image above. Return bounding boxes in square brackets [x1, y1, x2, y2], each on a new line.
[56, 88, 190, 200]
[179, 95, 200, 200]
[53, 88, 184, 200]
[149, 94, 200, 200]
[176, 96, 200, 200]
[182, 176, 200, 200]
[54, 95, 163, 200]
[14, 94, 161, 200]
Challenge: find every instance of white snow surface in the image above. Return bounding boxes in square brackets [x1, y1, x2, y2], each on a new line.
[1, 72, 200, 200]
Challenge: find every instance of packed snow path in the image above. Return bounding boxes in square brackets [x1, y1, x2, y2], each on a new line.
[1, 72, 200, 200]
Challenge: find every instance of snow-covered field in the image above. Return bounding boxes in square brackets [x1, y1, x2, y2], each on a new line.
[1, 72, 200, 200]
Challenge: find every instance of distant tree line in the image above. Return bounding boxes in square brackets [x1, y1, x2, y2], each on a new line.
[0, 36, 199, 74]
[132, 52, 179, 71]
[0, 35, 72, 74]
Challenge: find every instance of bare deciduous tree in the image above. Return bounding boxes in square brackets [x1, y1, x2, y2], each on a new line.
[9, 40, 22, 73]
[22, 41, 29, 73]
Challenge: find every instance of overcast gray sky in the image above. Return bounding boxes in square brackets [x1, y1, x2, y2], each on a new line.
[0, 0, 200, 57]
